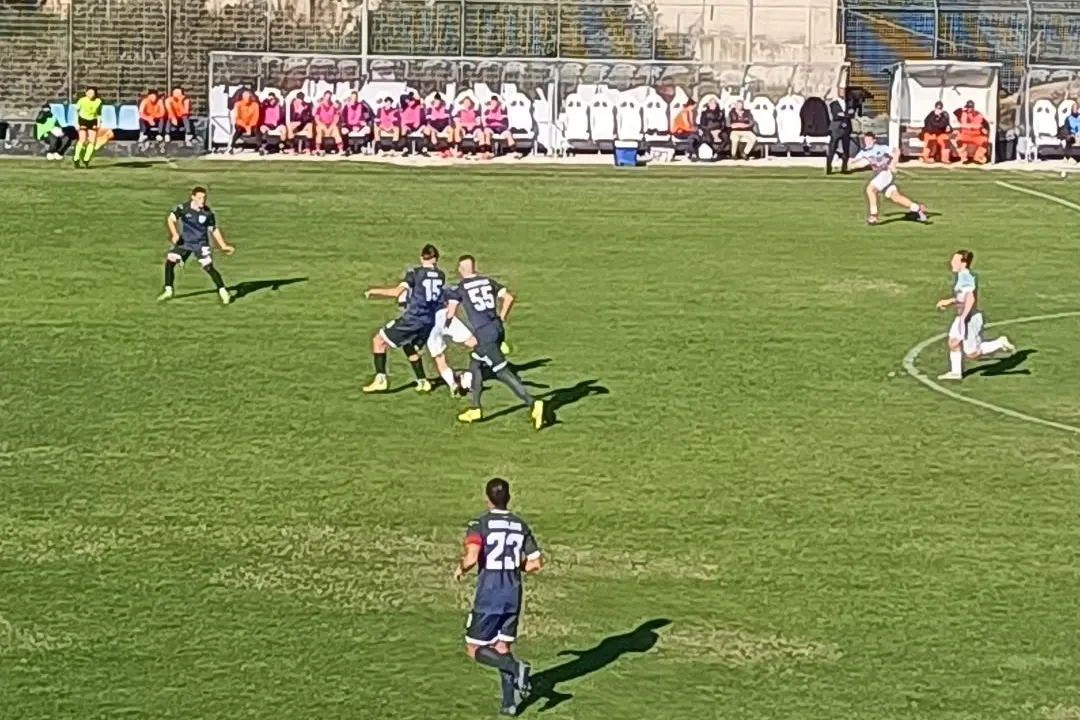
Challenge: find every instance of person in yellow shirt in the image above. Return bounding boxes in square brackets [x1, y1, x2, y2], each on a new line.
[73, 87, 103, 168]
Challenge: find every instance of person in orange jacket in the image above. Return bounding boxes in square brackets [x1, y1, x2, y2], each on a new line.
[920, 101, 952, 163]
[138, 89, 167, 141]
[955, 100, 989, 164]
[165, 86, 194, 143]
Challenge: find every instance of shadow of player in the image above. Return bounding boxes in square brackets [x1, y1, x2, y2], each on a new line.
[876, 210, 942, 226]
[518, 619, 671, 713]
[174, 277, 307, 302]
[964, 348, 1035, 378]
[480, 378, 609, 426]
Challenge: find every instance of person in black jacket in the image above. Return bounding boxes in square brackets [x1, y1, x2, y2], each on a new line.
[827, 88, 854, 174]
[920, 101, 953, 163]
[696, 97, 727, 159]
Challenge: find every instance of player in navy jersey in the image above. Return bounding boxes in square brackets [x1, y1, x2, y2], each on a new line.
[454, 478, 543, 716]
[362, 244, 445, 393]
[157, 187, 235, 304]
[444, 255, 544, 428]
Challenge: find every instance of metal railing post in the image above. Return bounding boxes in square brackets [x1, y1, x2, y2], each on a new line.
[555, 0, 562, 59]
[459, 0, 466, 58]
[746, 0, 754, 64]
[165, 0, 174, 92]
[360, 0, 369, 74]
[66, 0, 74, 102]
[932, 0, 940, 59]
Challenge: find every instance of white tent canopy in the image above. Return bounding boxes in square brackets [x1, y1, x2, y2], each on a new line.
[888, 60, 1001, 161]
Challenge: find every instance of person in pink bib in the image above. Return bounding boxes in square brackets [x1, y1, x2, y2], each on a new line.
[482, 94, 513, 158]
[399, 91, 425, 156]
[259, 92, 287, 151]
[376, 95, 401, 152]
[423, 92, 454, 156]
[454, 96, 483, 153]
[313, 91, 344, 154]
[341, 91, 372, 154]
[287, 91, 314, 153]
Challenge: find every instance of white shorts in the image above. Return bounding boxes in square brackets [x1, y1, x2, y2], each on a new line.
[427, 308, 473, 357]
[949, 311, 984, 354]
[869, 170, 896, 194]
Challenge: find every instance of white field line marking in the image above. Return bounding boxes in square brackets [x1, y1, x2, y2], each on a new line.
[903, 311, 1080, 435]
[995, 180, 1080, 212]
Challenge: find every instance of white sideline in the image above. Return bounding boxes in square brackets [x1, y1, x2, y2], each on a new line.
[995, 180, 1080, 212]
[902, 311, 1080, 435]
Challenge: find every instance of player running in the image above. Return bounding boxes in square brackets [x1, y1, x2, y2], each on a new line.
[454, 478, 542, 717]
[362, 244, 444, 393]
[158, 187, 235, 304]
[851, 132, 927, 225]
[445, 255, 544, 428]
[73, 87, 103, 168]
[935, 249, 1015, 380]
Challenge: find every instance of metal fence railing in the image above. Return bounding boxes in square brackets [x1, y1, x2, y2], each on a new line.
[840, 0, 1080, 115]
[4, 0, 1080, 121]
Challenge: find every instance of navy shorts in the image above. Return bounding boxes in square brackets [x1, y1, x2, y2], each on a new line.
[471, 326, 508, 372]
[167, 243, 212, 267]
[466, 610, 519, 646]
[380, 315, 432, 350]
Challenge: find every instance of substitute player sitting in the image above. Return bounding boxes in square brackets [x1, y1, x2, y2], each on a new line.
[935, 249, 1015, 381]
[851, 132, 928, 225]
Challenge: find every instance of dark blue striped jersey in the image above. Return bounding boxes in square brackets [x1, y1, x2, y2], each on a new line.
[170, 202, 216, 247]
[465, 509, 541, 613]
[447, 275, 506, 336]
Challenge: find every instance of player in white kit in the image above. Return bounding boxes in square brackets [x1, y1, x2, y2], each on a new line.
[851, 132, 928, 225]
[429, 305, 477, 394]
[935, 249, 1015, 380]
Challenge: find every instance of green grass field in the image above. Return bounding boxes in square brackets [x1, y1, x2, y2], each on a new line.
[3, 159, 1080, 720]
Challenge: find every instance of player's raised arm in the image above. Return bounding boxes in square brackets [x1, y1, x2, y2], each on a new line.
[364, 282, 408, 299]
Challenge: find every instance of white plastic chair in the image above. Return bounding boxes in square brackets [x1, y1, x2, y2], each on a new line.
[615, 93, 643, 142]
[643, 90, 670, 141]
[589, 94, 616, 145]
[776, 94, 804, 144]
[750, 95, 777, 141]
[562, 92, 591, 146]
[1032, 98, 1059, 144]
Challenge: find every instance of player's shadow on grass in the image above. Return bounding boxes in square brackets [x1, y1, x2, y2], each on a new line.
[964, 348, 1035, 378]
[481, 379, 609, 426]
[174, 277, 307, 302]
[519, 619, 671, 713]
[877, 210, 943, 226]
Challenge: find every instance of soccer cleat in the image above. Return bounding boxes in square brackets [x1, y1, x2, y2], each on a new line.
[937, 371, 963, 381]
[915, 205, 928, 223]
[500, 341, 511, 355]
[457, 407, 483, 424]
[415, 379, 432, 393]
[498, 706, 518, 717]
[1000, 336, 1016, 354]
[867, 214, 879, 225]
[514, 661, 532, 702]
[218, 287, 231, 305]
[362, 375, 389, 393]
[157, 287, 174, 302]
[530, 400, 545, 430]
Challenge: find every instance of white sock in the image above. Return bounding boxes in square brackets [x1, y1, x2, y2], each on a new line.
[869, 206, 878, 216]
[439, 365, 456, 388]
[909, 203, 920, 212]
[979, 338, 1007, 355]
[950, 350, 963, 375]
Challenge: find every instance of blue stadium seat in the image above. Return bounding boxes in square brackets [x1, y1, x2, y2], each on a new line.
[66, 104, 79, 126]
[50, 103, 67, 125]
[117, 105, 140, 132]
[99, 105, 118, 130]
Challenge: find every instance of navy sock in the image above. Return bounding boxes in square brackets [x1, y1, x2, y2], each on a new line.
[164, 261, 176, 287]
[500, 671, 515, 708]
[468, 358, 485, 408]
[408, 356, 425, 381]
[373, 352, 387, 375]
[205, 265, 225, 290]
[475, 646, 519, 675]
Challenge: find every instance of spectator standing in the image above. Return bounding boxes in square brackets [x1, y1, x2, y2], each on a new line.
[920, 101, 952, 163]
[231, 89, 262, 152]
[955, 100, 989, 164]
[139, 89, 167, 142]
[827, 87, 854, 174]
[313, 91, 344, 155]
[260, 92, 286, 151]
[165, 87, 194, 144]
[728, 99, 756, 159]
